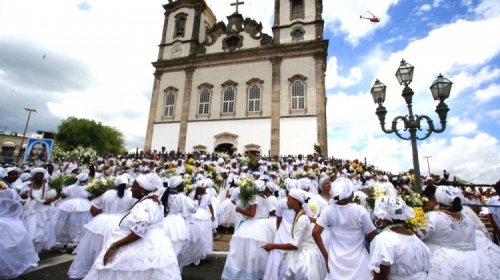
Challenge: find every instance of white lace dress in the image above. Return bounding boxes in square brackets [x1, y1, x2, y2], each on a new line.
[54, 183, 93, 245]
[0, 189, 39, 279]
[423, 211, 500, 280]
[21, 184, 57, 253]
[182, 192, 212, 266]
[280, 213, 327, 280]
[84, 195, 181, 280]
[369, 229, 430, 280]
[264, 197, 295, 280]
[68, 189, 136, 279]
[222, 195, 275, 280]
[316, 203, 376, 280]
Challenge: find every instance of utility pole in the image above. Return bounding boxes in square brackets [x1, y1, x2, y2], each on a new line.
[423, 155, 432, 176]
[18, 108, 37, 163]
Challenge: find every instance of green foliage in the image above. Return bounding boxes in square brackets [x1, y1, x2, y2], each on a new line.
[48, 174, 77, 194]
[56, 117, 125, 155]
[238, 178, 256, 207]
[86, 178, 115, 199]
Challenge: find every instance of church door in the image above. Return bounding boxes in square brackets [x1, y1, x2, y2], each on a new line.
[214, 143, 236, 155]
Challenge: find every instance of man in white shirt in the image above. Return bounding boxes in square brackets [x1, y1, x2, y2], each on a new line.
[487, 181, 500, 244]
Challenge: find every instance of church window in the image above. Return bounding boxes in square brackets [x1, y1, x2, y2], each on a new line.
[198, 88, 211, 115]
[174, 13, 188, 38]
[223, 86, 236, 113]
[248, 85, 261, 112]
[164, 92, 176, 117]
[290, 0, 304, 19]
[291, 80, 305, 110]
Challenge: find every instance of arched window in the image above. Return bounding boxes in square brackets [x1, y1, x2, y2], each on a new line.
[198, 88, 210, 115]
[223, 86, 235, 113]
[174, 13, 187, 37]
[164, 92, 176, 117]
[291, 80, 305, 110]
[248, 84, 261, 112]
[290, 0, 304, 19]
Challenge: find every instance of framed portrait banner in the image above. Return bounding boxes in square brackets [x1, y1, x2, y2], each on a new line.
[23, 138, 54, 164]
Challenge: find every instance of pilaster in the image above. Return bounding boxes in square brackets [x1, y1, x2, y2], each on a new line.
[144, 72, 163, 152]
[314, 51, 327, 156]
[270, 56, 283, 156]
[177, 66, 196, 153]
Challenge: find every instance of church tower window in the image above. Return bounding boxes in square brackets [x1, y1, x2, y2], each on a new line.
[290, 0, 304, 19]
[223, 86, 236, 114]
[198, 88, 211, 115]
[288, 75, 307, 112]
[163, 91, 176, 117]
[174, 13, 187, 38]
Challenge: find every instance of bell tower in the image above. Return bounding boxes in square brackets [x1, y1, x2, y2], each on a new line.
[273, 0, 324, 44]
[157, 0, 216, 60]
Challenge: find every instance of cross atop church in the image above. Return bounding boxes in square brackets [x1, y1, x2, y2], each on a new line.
[230, 0, 244, 14]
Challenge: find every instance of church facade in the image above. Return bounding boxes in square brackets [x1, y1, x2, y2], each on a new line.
[144, 0, 328, 156]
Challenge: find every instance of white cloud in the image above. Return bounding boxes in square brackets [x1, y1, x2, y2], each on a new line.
[448, 117, 479, 135]
[418, 4, 432, 14]
[325, 57, 363, 89]
[474, 0, 500, 19]
[474, 83, 500, 103]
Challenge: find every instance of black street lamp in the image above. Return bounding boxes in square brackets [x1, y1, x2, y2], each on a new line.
[370, 59, 452, 192]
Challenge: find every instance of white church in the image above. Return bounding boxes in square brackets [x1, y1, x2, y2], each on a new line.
[144, 0, 328, 156]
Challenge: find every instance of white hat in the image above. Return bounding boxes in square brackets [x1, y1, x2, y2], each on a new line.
[289, 188, 309, 204]
[168, 176, 183, 189]
[254, 180, 266, 192]
[77, 173, 89, 182]
[435, 185, 463, 206]
[30, 167, 46, 177]
[331, 177, 354, 201]
[114, 174, 129, 186]
[135, 175, 156, 191]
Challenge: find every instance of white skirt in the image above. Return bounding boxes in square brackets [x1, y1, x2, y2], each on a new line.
[163, 213, 189, 256]
[54, 209, 93, 245]
[84, 225, 181, 280]
[179, 210, 213, 267]
[22, 205, 56, 252]
[0, 217, 39, 279]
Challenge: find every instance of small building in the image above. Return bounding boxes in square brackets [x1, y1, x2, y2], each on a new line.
[0, 133, 28, 164]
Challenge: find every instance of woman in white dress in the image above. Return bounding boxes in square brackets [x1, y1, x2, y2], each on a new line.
[422, 185, 500, 280]
[0, 187, 39, 279]
[161, 176, 198, 269]
[84, 175, 181, 280]
[221, 180, 275, 280]
[54, 173, 93, 248]
[68, 174, 136, 279]
[262, 188, 327, 280]
[313, 177, 376, 280]
[369, 196, 430, 280]
[263, 178, 297, 280]
[21, 168, 57, 253]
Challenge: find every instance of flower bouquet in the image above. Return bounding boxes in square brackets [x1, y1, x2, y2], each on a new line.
[86, 178, 115, 199]
[404, 206, 427, 231]
[238, 178, 256, 207]
[49, 174, 78, 194]
[366, 184, 387, 209]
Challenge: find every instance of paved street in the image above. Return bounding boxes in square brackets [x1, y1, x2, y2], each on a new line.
[13, 252, 227, 280]
[13, 233, 232, 280]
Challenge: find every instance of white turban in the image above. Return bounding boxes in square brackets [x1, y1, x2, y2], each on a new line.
[318, 176, 330, 192]
[373, 196, 415, 222]
[284, 178, 298, 191]
[298, 178, 311, 191]
[145, 173, 163, 190]
[435, 185, 463, 206]
[289, 188, 310, 204]
[6, 167, 20, 174]
[114, 174, 129, 187]
[135, 175, 156, 191]
[254, 180, 266, 192]
[331, 177, 354, 201]
[76, 173, 89, 182]
[20, 173, 31, 182]
[266, 181, 278, 193]
[169, 176, 183, 189]
[30, 167, 46, 177]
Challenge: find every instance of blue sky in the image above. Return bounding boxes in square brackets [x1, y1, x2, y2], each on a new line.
[0, 0, 499, 183]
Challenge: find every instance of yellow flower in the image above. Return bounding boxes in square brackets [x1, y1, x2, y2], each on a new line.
[309, 203, 318, 216]
[406, 207, 427, 229]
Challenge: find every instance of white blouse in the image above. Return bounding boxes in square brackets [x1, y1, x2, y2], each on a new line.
[369, 229, 430, 276]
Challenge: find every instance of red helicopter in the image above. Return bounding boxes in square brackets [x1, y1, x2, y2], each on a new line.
[360, 11, 380, 23]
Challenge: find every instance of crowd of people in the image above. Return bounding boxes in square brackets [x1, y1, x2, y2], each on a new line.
[0, 152, 499, 280]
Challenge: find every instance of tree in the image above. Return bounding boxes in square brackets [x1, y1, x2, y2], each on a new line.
[56, 117, 125, 155]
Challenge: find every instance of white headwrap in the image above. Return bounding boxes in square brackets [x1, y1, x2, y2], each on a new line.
[373, 195, 415, 222]
[298, 178, 311, 191]
[145, 173, 163, 190]
[284, 178, 298, 191]
[20, 173, 31, 182]
[435, 185, 463, 206]
[318, 176, 330, 192]
[114, 174, 129, 187]
[169, 176, 183, 189]
[30, 167, 46, 177]
[254, 180, 266, 192]
[135, 175, 156, 191]
[289, 188, 310, 204]
[0, 167, 5, 179]
[331, 177, 354, 201]
[76, 173, 89, 182]
[266, 181, 278, 193]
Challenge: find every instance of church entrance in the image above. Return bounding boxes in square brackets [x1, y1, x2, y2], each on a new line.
[214, 143, 236, 155]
